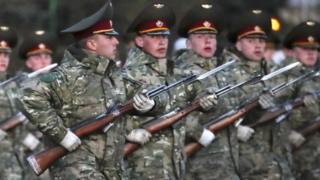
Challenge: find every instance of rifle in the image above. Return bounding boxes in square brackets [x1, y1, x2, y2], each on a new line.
[27, 60, 236, 175]
[0, 112, 27, 132]
[298, 116, 320, 137]
[183, 62, 302, 157]
[124, 75, 262, 157]
[248, 69, 320, 128]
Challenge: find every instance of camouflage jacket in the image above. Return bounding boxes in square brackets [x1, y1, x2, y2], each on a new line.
[123, 45, 188, 180]
[0, 72, 19, 121]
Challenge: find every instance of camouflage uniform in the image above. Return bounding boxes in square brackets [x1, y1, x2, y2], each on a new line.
[276, 58, 320, 179]
[173, 49, 240, 180]
[0, 72, 23, 180]
[123, 45, 189, 180]
[19, 44, 129, 180]
[220, 48, 294, 180]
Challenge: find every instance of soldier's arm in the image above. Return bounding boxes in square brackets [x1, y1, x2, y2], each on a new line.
[17, 74, 69, 144]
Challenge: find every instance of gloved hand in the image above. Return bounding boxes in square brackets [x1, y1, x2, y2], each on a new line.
[22, 133, 40, 151]
[126, 128, 152, 145]
[198, 129, 215, 147]
[237, 125, 255, 142]
[303, 95, 318, 107]
[199, 93, 218, 111]
[288, 130, 305, 148]
[258, 94, 275, 109]
[133, 90, 155, 113]
[0, 129, 7, 141]
[59, 130, 81, 152]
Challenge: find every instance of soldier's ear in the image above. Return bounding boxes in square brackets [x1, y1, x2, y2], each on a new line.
[86, 38, 98, 51]
[235, 40, 242, 51]
[186, 39, 192, 49]
[134, 36, 144, 48]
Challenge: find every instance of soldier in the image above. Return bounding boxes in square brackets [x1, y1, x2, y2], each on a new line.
[220, 9, 294, 179]
[0, 25, 24, 180]
[18, 1, 157, 179]
[19, 30, 55, 72]
[279, 20, 320, 179]
[123, 1, 215, 179]
[173, 2, 240, 180]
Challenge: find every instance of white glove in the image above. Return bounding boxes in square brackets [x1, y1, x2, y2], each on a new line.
[59, 130, 81, 152]
[303, 95, 318, 107]
[126, 128, 152, 145]
[133, 90, 155, 113]
[198, 129, 215, 147]
[22, 133, 40, 151]
[288, 130, 306, 148]
[0, 129, 7, 141]
[237, 125, 255, 142]
[258, 94, 275, 109]
[199, 94, 218, 111]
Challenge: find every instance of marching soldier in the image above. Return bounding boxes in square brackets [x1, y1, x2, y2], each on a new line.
[0, 25, 24, 180]
[278, 20, 320, 179]
[18, 1, 158, 179]
[220, 9, 295, 179]
[123, 0, 215, 179]
[173, 2, 240, 180]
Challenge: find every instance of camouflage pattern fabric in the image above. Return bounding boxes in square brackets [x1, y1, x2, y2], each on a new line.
[220, 48, 294, 180]
[123, 45, 190, 180]
[276, 58, 320, 179]
[173, 49, 240, 180]
[0, 72, 23, 180]
[19, 44, 129, 180]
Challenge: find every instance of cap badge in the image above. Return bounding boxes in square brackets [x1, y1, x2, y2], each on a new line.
[0, 41, 7, 48]
[254, 26, 262, 31]
[154, 4, 164, 8]
[38, 43, 46, 49]
[156, 20, 164, 27]
[201, 4, 212, 9]
[203, 21, 211, 28]
[308, 36, 315, 43]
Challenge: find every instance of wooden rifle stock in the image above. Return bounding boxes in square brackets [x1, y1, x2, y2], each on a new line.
[0, 112, 27, 131]
[298, 118, 320, 137]
[124, 100, 200, 157]
[184, 100, 259, 157]
[27, 100, 134, 175]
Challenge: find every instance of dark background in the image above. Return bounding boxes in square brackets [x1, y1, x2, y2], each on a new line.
[0, 0, 319, 73]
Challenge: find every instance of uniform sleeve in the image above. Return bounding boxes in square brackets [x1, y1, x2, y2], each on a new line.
[17, 76, 68, 144]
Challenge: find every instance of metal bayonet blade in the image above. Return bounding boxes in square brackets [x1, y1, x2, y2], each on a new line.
[27, 63, 58, 79]
[261, 62, 301, 81]
[196, 60, 236, 80]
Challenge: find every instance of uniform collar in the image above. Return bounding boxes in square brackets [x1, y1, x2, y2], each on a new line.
[66, 43, 115, 75]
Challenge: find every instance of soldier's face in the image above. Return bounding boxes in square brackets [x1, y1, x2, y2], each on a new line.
[187, 34, 217, 58]
[135, 34, 168, 59]
[293, 46, 318, 67]
[26, 53, 52, 72]
[236, 37, 266, 61]
[93, 34, 119, 59]
[0, 52, 10, 72]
